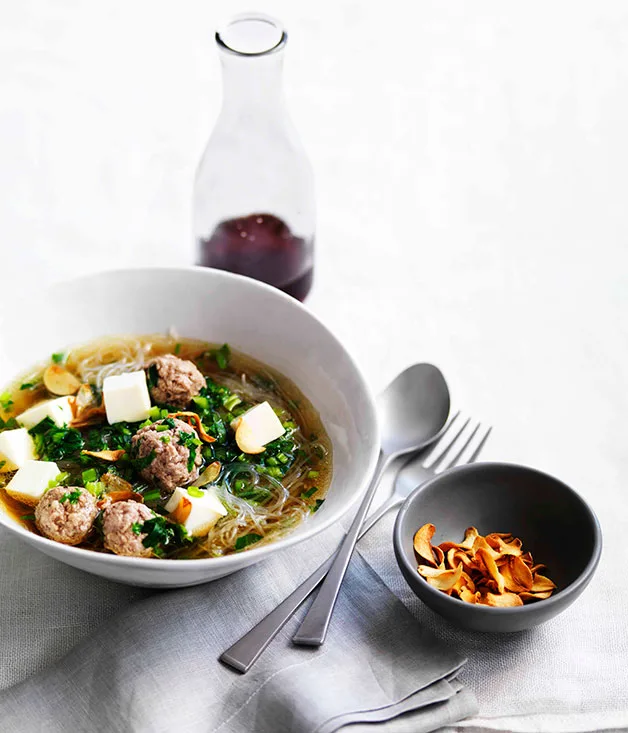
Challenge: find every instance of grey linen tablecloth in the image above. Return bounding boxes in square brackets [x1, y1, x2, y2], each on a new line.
[0, 520, 477, 733]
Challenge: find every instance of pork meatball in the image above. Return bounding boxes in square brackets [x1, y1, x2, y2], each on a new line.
[131, 417, 202, 491]
[35, 486, 98, 546]
[148, 354, 205, 409]
[103, 500, 155, 557]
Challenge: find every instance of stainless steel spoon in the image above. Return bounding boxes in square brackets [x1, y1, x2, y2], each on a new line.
[220, 363, 450, 670]
[291, 363, 451, 646]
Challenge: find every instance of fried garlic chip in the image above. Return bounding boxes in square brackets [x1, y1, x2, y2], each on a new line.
[413, 523, 437, 566]
[418, 563, 463, 591]
[500, 555, 533, 593]
[460, 526, 479, 549]
[531, 573, 557, 593]
[412, 522, 556, 606]
[475, 547, 505, 594]
[478, 591, 524, 607]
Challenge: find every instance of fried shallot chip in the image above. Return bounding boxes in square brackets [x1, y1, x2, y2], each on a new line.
[412, 523, 556, 607]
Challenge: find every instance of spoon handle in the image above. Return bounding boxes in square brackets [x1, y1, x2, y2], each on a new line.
[219, 480, 401, 673]
[291, 451, 390, 646]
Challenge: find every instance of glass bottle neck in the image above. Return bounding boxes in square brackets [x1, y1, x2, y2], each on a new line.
[219, 53, 285, 117]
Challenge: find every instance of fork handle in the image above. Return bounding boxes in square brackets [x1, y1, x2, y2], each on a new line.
[291, 451, 390, 646]
[220, 554, 334, 673]
[219, 473, 401, 673]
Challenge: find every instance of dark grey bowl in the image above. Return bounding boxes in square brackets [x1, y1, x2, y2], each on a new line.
[393, 462, 602, 633]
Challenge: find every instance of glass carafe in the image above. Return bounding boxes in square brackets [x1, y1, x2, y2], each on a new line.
[194, 13, 315, 301]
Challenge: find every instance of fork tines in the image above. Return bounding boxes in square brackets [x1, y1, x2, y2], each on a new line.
[423, 412, 492, 471]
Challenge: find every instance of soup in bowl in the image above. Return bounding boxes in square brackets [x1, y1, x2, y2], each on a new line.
[0, 268, 379, 587]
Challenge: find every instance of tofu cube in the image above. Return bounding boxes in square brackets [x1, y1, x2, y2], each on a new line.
[17, 396, 74, 429]
[0, 428, 37, 471]
[5, 460, 61, 506]
[103, 371, 151, 424]
[164, 486, 227, 537]
[231, 402, 285, 454]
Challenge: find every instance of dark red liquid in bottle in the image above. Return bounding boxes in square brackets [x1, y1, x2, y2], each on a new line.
[198, 213, 313, 301]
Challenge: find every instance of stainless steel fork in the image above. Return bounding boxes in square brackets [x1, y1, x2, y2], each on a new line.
[220, 413, 491, 673]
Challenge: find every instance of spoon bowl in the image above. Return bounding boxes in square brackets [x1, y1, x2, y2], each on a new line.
[377, 364, 451, 457]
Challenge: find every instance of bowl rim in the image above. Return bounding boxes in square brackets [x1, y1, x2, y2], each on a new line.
[393, 461, 603, 616]
[0, 266, 382, 568]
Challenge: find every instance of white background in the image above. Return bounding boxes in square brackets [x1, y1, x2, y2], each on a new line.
[0, 1, 626, 730]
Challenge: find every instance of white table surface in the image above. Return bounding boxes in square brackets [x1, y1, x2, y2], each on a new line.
[0, 1, 626, 731]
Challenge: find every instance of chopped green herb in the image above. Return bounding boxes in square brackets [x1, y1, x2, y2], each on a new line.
[178, 431, 201, 449]
[266, 457, 278, 467]
[29, 418, 84, 461]
[131, 522, 143, 535]
[0, 461, 5, 471]
[47, 472, 70, 489]
[51, 352, 65, 364]
[160, 435, 170, 444]
[210, 343, 231, 370]
[235, 533, 263, 551]
[20, 514, 35, 521]
[192, 396, 209, 411]
[82, 468, 98, 484]
[0, 392, 14, 411]
[141, 488, 161, 503]
[277, 453, 289, 464]
[85, 421, 135, 453]
[313, 445, 326, 460]
[0, 416, 19, 431]
[187, 486, 204, 498]
[154, 424, 169, 432]
[312, 499, 324, 513]
[267, 466, 282, 478]
[140, 515, 190, 556]
[19, 381, 39, 391]
[131, 449, 156, 472]
[307, 470, 319, 479]
[146, 364, 159, 390]
[177, 430, 202, 471]
[162, 417, 176, 430]
[85, 481, 104, 497]
[148, 404, 161, 420]
[223, 394, 241, 412]
[301, 487, 318, 499]
[60, 489, 82, 504]
[174, 343, 182, 355]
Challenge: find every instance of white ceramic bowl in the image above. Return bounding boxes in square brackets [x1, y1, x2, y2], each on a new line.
[0, 268, 379, 587]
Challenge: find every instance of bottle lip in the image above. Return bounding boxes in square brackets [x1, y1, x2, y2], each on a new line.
[216, 13, 287, 57]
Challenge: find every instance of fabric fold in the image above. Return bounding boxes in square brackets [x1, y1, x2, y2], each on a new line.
[0, 524, 475, 733]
